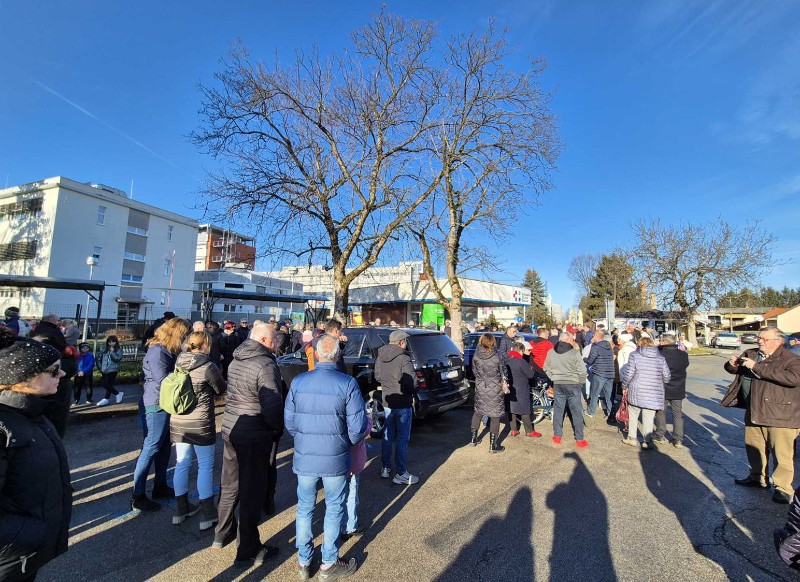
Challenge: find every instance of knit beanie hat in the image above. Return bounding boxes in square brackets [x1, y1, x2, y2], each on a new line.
[0, 333, 61, 385]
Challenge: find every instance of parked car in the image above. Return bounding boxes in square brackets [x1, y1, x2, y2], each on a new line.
[277, 326, 469, 437]
[711, 332, 742, 349]
[463, 332, 536, 382]
[740, 333, 758, 344]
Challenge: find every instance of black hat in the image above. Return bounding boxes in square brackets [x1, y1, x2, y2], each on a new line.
[163, 311, 176, 320]
[0, 333, 61, 385]
[78, 342, 91, 350]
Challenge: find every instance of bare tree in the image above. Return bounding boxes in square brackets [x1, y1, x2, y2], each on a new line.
[567, 254, 600, 298]
[192, 13, 446, 319]
[626, 218, 776, 344]
[408, 25, 560, 349]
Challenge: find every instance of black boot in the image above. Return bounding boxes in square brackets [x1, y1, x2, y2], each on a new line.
[131, 494, 161, 513]
[152, 483, 175, 499]
[172, 493, 199, 525]
[489, 433, 505, 454]
[198, 497, 218, 531]
[470, 429, 482, 447]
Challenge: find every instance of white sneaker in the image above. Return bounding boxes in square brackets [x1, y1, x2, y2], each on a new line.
[96, 399, 110, 407]
[392, 471, 419, 485]
[380, 467, 391, 479]
[115, 391, 125, 404]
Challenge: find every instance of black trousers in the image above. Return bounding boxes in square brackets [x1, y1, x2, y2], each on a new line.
[101, 371, 119, 398]
[264, 437, 279, 514]
[215, 438, 271, 560]
[471, 412, 500, 435]
[74, 374, 93, 402]
[510, 413, 533, 433]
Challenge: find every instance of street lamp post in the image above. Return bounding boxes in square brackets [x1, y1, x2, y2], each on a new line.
[82, 256, 99, 342]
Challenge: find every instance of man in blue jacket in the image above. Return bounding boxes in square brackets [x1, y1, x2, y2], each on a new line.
[285, 334, 368, 580]
[584, 329, 616, 418]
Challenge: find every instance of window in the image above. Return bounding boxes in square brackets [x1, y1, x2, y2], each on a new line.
[0, 198, 43, 220]
[123, 251, 145, 261]
[92, 246, 102, 260]
[126, 226, 148, 236]
[121, 274, 143, 283]
[212, 239, 225, 247]
[97, 205, 106, 225]
[343, 331, 369, 359]
[162, 257, 172, 276]
[167, 225, 174, 241]
[0, 240, 37, 261]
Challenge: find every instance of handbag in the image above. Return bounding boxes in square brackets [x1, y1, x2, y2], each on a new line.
[616, 390, 629, 424]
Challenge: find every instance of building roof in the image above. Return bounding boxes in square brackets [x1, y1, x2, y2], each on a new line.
[198, 224, 255, 242]
[763, 307, 791, 319]
[714, 307, 777, 315]
[0, 274, 105, 292]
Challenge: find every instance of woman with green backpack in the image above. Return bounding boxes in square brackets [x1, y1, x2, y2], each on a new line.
[169, 331, 227, 530]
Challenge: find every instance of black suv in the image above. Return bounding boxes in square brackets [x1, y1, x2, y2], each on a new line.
[277, 327, 469, 437]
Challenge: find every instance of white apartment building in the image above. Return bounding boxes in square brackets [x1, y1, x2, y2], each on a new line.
[0, 176, 198, 325]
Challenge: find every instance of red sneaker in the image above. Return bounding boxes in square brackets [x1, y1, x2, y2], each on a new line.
[526, 431, 542, 438]
[552, 436, 562, 445]
[510, 430, 520, 437]
[576, 440, 589, 448]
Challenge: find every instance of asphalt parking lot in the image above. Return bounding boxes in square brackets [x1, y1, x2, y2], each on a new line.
[40, 352, 798, 581]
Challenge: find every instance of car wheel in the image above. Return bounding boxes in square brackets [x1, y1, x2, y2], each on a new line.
[531, 392, 546, 425]
[367, 393, 385, 438]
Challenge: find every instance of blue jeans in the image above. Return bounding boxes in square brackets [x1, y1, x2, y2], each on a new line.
[553, 384, 585, 440]
[588, 375, 615, 416]
[342, 473, 360, 534]
[174, 443, 215, 499]
[132, 410, 172, 495]
[381, 406, 412, 474]
[296, 474, 348, 566]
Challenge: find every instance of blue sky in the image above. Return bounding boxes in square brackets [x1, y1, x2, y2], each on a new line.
[1, 0, 798, 309]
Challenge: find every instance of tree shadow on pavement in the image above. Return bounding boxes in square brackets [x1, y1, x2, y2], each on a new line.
[431, 486, 533, 582]
[546, 452, 616, 581]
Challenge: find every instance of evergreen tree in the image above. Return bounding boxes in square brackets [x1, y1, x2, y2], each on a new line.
[519, 268, 550, 326]
[580, 253, 641, 320]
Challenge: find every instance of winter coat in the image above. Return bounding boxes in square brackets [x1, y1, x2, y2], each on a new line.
[623, 347, 670, 410]
[375, 343, 417, 409]
[617, 341, 637, 378]
[777, 492, 800, 569]
[496, 334, 516, 361]
[543, 342, 587, 386]
[218, 331, 241, 363]
[236, 326, 249, 343]
[222, 339, 284, 443]
[98, 346, 123, 374]
[0, 391, 72, 582]
[62, 325, 80, 347]
[473, 348, 506, 418]
[349, 416, 373, 475]
[722, 347, 800, 428]
[284, 362, 368, 477]
[141, 344, 176, 411]
[585, 340, 615, 379]
[207, 329, 222, 367]
[506, 352, 535, 415]
[291, 330, 303, 353]
[77, 352, 95, 375]
[659, 345, 690, 400]
[529, 337, 554, 371]
[170, 352, 227, 446]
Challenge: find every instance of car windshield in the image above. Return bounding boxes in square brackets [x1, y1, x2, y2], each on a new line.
[408, 334, 462, 365]
[718, 333, 737, 338]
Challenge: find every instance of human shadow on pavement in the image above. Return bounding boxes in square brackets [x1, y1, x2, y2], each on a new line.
[432, 486, 533, 582]
[546, 452, 616, 581]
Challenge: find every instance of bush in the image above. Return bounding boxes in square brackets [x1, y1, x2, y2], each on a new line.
[92, 360, 142, 385]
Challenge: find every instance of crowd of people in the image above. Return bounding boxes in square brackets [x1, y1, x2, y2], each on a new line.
[3, 304, 800, 578]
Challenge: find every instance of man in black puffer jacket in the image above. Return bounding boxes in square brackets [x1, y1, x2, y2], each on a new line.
[654, 333, 690, 448]
[214, 323, 284, 568]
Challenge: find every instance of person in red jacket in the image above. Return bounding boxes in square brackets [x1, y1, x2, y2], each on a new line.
[529, 327, 554, 372]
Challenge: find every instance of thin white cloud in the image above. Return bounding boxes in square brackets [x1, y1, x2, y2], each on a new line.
[32, 79, 198, 180]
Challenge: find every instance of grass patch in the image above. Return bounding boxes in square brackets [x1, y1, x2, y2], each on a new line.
[688, 347, 714, 356]
[92, 360, 142, 385]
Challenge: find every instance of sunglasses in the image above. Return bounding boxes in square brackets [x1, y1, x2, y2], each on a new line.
[44, 363, 62, 378]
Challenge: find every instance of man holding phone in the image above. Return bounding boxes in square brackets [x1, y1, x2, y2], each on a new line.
[721, 327, 800, 503]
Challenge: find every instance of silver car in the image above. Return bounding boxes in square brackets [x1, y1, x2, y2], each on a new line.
[712, 332, 742, 349]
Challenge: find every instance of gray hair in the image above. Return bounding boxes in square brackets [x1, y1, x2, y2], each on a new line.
[559, 331, 574, 342]
[250, 322, 275, 343]
[316, 334, 340, 362]
[660, 333, 677, 345]
[763, 326, 786, 342]
[594, 329, 605, 340]
[192, 320, 206, 332]
[43, 314, 60, 325]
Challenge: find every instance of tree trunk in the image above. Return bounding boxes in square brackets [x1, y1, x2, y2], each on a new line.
[332, 270, 349, 323]
[686, 317, 698, 346]
[450, 288, 464, 351]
